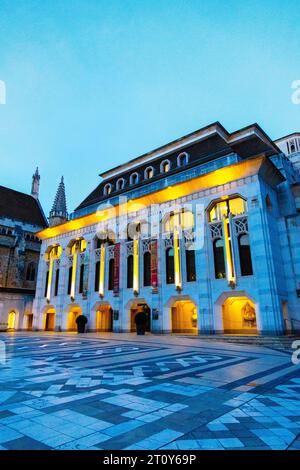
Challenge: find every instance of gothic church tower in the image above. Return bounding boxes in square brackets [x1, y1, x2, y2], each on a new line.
[49, 176, 68, 227]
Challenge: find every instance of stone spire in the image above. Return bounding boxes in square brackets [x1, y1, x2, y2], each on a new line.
[49, 176, 68, 227]
[31, 167, 40, 199]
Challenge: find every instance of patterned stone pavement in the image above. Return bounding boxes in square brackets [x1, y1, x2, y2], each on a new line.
[0, 332, 300, 450]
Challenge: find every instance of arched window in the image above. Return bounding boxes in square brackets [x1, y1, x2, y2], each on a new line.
[209, 197, 247, 222]
[166, 247, 175, 284]
[238, 234, 253, 276]
[144, 166, 154, 179]
[177, 152, 189, 167]
[103, 184, 112, 196]
[108, 259, 115, 290]
[79, 264, 85, 293]
[130, 173, 139, 185]
[186, 249, 196, 282]
[143, 252, 151, 287]
[94, 261, 100, 291]
[54, 269, 60, 296]
[213, 239, 226, 279]
[26, 262, 36, 281]
[161, 160, 170, 173]
[127, 255, 134, 288]
[116, 178, 125, 191]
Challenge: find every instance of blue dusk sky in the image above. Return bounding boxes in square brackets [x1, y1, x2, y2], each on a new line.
[0, 0, 299, 216]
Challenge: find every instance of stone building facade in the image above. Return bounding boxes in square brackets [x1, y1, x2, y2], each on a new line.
[0, 169, 48, 330]
[33, 122, 300, 336]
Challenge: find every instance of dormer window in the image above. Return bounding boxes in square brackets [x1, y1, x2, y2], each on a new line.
[116, 178, 125, 191]
[177, 152, 189, 167]
[161, 160, 171, 173]
[144, 166, 154, 179]
[130, 172, 139, 185]
[103, 183, 112, 196]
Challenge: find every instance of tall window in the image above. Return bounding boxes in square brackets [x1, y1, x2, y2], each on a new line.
[44, 271, 49, 297]
[79, 264, 85, 293]
[26, 262, 36, 281]
[166, 247, 175, 284]
[127, 255, 134, 288]
[143, 252, 151, 286]
[67, 266, 73, 295]
[238, 234, 253, 276]
[94, 261, 100, 291]
[213, 239, 226, 279]
[54, 269, 60, 296]
[108, 259, 115, 290]
[186, 249, 196, 282]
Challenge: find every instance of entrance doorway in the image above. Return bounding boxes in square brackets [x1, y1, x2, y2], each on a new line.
[7, 311, 17, 330]
[45, 309, 56, 331]
[222, 297, 257, 335]
[96, 305, 113, 332]
[67, 307, 82, 331]
[130, 303, 151, 333]
[171, 300, 198, 334]
[25, 314, 33, 331]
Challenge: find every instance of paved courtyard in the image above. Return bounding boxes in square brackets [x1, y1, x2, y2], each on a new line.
[0, 332, 300, 450]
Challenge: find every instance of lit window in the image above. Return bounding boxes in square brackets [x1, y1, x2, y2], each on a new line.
[209, 197, 247, 222]
[161, 160, 170, 173]
[103, 184, 112, 196]
[144, 167, 154, 179]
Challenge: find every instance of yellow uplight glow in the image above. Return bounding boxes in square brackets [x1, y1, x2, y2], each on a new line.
[133, 238, 139, 294]
[36, 157, 269, 241]
[70, 251, 77, 300]
[99, 244, 105, 298]
[174, 228, 181, 290]
[223, 218, 235, 283]
[46, 256, 54, 302]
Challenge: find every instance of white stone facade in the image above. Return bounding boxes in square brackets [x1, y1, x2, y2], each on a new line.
[32, 178, 300, 335]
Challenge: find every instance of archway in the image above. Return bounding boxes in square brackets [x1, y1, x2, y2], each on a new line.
[171, 300, 198, 334]
[130, 302, 151, 333]
[222, 296, 257, 335]
[24, 313, 33, 330]
[67, 306, 82, 331]
[44, 308, 56, 331]
[7, 310, 17, 330]
[96, 305, 113, 332]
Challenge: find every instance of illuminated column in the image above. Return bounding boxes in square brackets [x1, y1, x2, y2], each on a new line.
[223, 215, 236, 286]
[99, 244, 105, 298]
[133, 238, 139, 294]
[46, 252, 54, 302]
[174, 213, 182, 290]
[70, 250, 77, 301]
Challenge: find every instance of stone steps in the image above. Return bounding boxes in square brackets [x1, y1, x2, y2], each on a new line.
[182, 334, 300, 350]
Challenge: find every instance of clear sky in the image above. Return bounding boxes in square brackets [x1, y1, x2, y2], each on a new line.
[0, 0, 299, 216]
